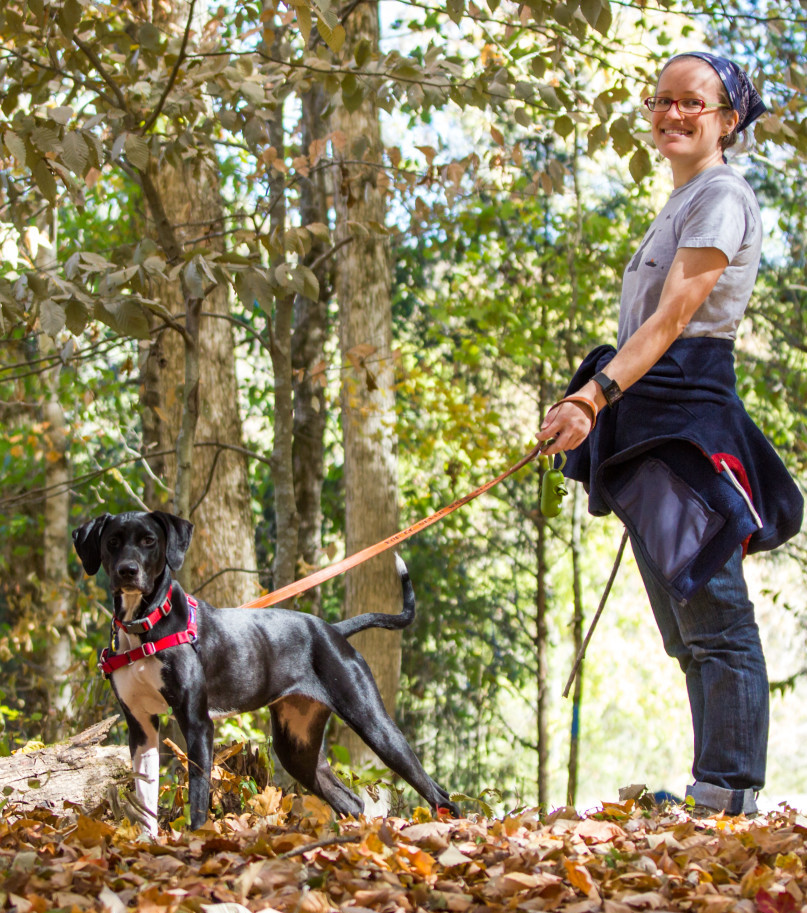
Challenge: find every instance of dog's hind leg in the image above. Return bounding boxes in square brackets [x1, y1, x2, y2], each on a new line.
[270, 695, 364, 818]
[329, 672, 459, 817]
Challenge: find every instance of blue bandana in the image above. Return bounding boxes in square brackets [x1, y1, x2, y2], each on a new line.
[671, 52, 767, 132]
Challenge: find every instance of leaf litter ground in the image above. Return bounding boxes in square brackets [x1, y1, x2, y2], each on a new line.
[2, 787, 806, 913]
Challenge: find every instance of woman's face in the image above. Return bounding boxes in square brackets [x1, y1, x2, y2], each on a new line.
[650, 57, 739, 174]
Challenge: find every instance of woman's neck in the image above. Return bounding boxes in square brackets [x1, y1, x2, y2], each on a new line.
[670, 148, 725, 188]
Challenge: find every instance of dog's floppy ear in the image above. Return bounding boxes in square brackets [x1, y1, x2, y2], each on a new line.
[150, 511, 194, 570]
[72, 514, 112, 576]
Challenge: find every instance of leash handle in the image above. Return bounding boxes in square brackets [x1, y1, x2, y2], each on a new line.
[239, 442, 546, 609]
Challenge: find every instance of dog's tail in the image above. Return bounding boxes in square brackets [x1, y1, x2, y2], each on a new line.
[332, 554, 415, 639]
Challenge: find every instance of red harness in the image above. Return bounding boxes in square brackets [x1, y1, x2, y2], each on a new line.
[99, 586, 198, 677]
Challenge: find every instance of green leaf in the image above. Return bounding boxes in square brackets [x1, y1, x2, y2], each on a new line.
[182, 259, 205, 298]
[514, 107, 532, 127]
[48, 106, 73, 126]
[537, 84, 561, 110]
[124, 134, 150, 170]
[311, 0, 339, 30]
[61, 132, 89, 175]
[595, 0, 612, 34]
[3, 131, 26, 166]
[58, 0, 82, 38]
[40, 300, 67, 337]
[447, 0, 466, 24]
[342, 87, 365, 113]
[316, 18, 345, 54]
[609, 116, 634, 156]
[240, 80, 266, 105]
[31, 125, 61, 154]
[580, 0, 611, 32]
[295, 4, 312, 46]
[32, 159, 58, 203]
[554, 114, 575, 138]
[138, 22, 162, 51]
[65, 298, 89, 336]
[95, 300, 151, 339]
[354, 38, 371, 68]
[299, 264, 320, 301]
[235, 268, 275, 312]
[629, 145, 652, 183]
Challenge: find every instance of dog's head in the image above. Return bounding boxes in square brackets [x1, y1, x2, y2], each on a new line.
[73, 510, 194, 596]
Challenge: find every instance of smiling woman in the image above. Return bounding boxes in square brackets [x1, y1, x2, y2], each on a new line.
[536, 52, 804, 818]
[648, 57, 738, 186]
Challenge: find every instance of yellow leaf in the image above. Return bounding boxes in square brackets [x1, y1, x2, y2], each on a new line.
[564, 859, 596, 895]
[294, 3, 311, 44]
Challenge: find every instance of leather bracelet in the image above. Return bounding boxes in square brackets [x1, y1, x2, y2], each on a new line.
[551, 393, 598, 429]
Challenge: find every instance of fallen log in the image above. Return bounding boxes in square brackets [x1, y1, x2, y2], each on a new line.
[0, 716, 130, 817]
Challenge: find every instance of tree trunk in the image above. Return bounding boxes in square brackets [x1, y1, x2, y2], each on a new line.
[38, 216, 73, 731]
[139, 153, 256, 607]
[291, 81, 330, 616]
[332, 2, 401, 765]
[266, 32, 300, 595]
[40, 342, 72, 724]
[135, 2, 256, 608]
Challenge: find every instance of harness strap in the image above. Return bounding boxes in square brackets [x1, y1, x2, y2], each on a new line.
[100, 595, 198, 677]
[114, 585, 173, 634]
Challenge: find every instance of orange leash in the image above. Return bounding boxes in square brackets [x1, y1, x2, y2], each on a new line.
[239, 442, 545, 609]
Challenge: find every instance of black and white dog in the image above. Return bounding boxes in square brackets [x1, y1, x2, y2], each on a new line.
[73, 510, 457, 835]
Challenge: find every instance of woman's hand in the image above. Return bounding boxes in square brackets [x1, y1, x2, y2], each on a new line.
[536, 400, 594, 455]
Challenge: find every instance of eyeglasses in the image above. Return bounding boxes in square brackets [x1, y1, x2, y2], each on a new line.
[643, 96, 728, 115]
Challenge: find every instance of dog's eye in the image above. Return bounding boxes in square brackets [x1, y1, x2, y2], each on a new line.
[142, 536, 157, 547]
[106, 537, 119, 550]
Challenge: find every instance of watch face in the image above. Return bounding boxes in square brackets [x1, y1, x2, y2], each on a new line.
[594, 372, 622, 405]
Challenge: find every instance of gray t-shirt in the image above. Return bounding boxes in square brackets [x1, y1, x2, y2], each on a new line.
[617, 165, 762, 348]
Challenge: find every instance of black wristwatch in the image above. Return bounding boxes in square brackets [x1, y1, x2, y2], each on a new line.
[592, 371, 623, 407]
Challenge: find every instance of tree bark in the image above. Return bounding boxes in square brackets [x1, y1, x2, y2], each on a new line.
[291, 82, 330, 616]
[266, 31, 300, 595]
[38, 217, 73, 731]
[332, 2, 401, 764]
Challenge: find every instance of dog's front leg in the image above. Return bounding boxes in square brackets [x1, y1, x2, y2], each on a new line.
[123, 709, 161, 837]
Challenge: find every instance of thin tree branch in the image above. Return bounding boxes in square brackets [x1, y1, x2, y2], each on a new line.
[142, 0, 198, 134]
[71, 34, 131, 114]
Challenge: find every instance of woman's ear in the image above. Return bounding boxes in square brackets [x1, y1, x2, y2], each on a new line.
[721, 108, 740, 138]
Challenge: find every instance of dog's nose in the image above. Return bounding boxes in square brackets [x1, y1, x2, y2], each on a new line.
[116, 561, 140, 580]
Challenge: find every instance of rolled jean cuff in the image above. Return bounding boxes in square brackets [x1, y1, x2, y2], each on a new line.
[686, 781, 758, 816]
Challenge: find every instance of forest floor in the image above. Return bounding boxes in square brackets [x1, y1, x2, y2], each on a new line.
[1, 784, 805, 913]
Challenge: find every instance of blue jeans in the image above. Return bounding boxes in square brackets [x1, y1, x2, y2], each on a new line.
[631, 539, 768, 815]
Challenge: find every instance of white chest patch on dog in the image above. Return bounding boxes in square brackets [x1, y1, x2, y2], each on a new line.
[112, 630, 170, 716]
[120, 590, 144, 623]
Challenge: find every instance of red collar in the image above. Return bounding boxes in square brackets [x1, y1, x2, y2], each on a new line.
[114, 585, 174, 635]
[100, 592, 198, 678]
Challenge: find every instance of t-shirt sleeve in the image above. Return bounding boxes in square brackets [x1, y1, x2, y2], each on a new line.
[677, 181, 750, 263]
